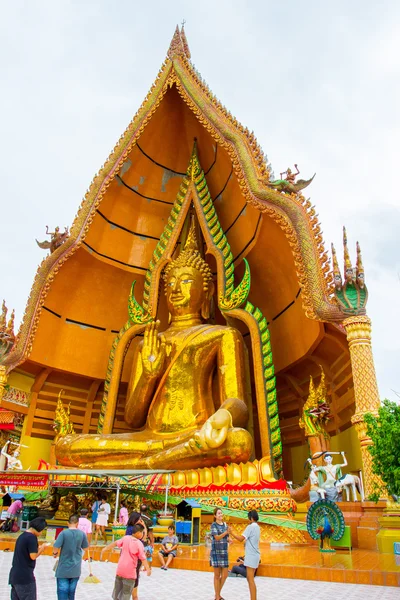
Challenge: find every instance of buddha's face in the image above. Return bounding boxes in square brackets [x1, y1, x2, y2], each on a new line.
[166, 266, 205, 315]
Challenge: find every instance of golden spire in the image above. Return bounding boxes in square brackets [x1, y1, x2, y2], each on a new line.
[316, 366, 327, 401]
[0, 301, 7, 329]
[356, 241, 365, 289]
[167, 25, 191, 60]
[180, 24, 191, 59]
[343, 226, 353, 274]
[184, 215, 200, 252]
[188, 138, 201, 181]
[331, 243, 342, 290]
[6, 310, 15, 337]
[304, 375, 317, 409]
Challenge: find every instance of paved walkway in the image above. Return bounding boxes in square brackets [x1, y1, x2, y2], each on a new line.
[0, 553, 398, 599]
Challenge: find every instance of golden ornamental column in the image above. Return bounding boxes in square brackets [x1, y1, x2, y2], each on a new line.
[343, 315, 382, 498]
[330, 229, 384, 498]
[0, 300, 15, 404]
[0, 365, 7, 404]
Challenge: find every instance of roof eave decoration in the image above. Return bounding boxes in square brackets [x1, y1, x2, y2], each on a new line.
[4, 26, 343, 374]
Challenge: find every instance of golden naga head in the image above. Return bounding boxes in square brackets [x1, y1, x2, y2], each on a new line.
[163, 219, 214, 319]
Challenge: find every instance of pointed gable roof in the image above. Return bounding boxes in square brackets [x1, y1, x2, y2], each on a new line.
[4, 27, 338, 376]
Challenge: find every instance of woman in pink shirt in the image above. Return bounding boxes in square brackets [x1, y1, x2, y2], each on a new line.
[118, 501, 128, 526]
[7, 497, 25, 529]
[7, 497, 24, 518]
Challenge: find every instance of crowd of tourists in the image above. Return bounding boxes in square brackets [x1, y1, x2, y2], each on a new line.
[7, 498, 261, 600]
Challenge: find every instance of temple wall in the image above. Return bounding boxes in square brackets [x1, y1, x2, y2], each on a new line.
[7, 371, 35, 393]
[18, 418, 52, 470]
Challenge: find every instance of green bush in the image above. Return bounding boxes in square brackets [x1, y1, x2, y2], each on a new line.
[364, 399, 400, 499]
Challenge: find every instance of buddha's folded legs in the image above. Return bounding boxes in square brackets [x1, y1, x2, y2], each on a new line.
[55, 430, 193, 469]
[147, 427, 253, 470]
[55, 427, 252, 470]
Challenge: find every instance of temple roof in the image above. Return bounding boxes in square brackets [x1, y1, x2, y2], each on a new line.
[4, 28, 355, 447]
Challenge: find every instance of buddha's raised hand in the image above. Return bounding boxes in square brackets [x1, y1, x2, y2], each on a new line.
[140, 320, 166, 377]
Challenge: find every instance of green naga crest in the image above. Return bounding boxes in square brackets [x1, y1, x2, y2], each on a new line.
[331, 228, 368, 315]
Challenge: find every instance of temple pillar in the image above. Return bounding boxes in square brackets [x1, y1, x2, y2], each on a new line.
[343, 315, 383, 498]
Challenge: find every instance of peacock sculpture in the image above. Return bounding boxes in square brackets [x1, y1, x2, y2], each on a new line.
[306, 499, 345, 553]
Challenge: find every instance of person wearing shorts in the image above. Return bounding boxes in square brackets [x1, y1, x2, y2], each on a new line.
[158, 525, 179, 570]
[94, 496, 110, 545]
[210, 508, 229, 600]
[101, 523, 151, 600]
[229, 510, 260, 600]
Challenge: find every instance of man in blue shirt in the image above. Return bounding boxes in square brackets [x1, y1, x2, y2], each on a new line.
[53, 514, 89, 600]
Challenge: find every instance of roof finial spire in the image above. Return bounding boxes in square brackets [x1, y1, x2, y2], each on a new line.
[187, 137, 201, 181]
[167, 24, 191, 60]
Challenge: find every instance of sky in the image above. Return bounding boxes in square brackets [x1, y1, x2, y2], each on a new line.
[0, 1, 399, 402]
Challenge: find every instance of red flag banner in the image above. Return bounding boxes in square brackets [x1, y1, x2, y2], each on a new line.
[0, 473, 49, 488]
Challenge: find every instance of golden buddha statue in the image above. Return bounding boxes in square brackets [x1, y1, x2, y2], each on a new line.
[55, 491, 79, 520]
[55, 222, 253, 470]
[38, 486, 61, 516]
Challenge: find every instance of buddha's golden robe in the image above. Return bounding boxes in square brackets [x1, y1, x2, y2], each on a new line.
[55, 322, 253, 469]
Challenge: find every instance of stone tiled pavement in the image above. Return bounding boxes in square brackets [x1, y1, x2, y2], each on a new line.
[0, 553, 398, 599]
